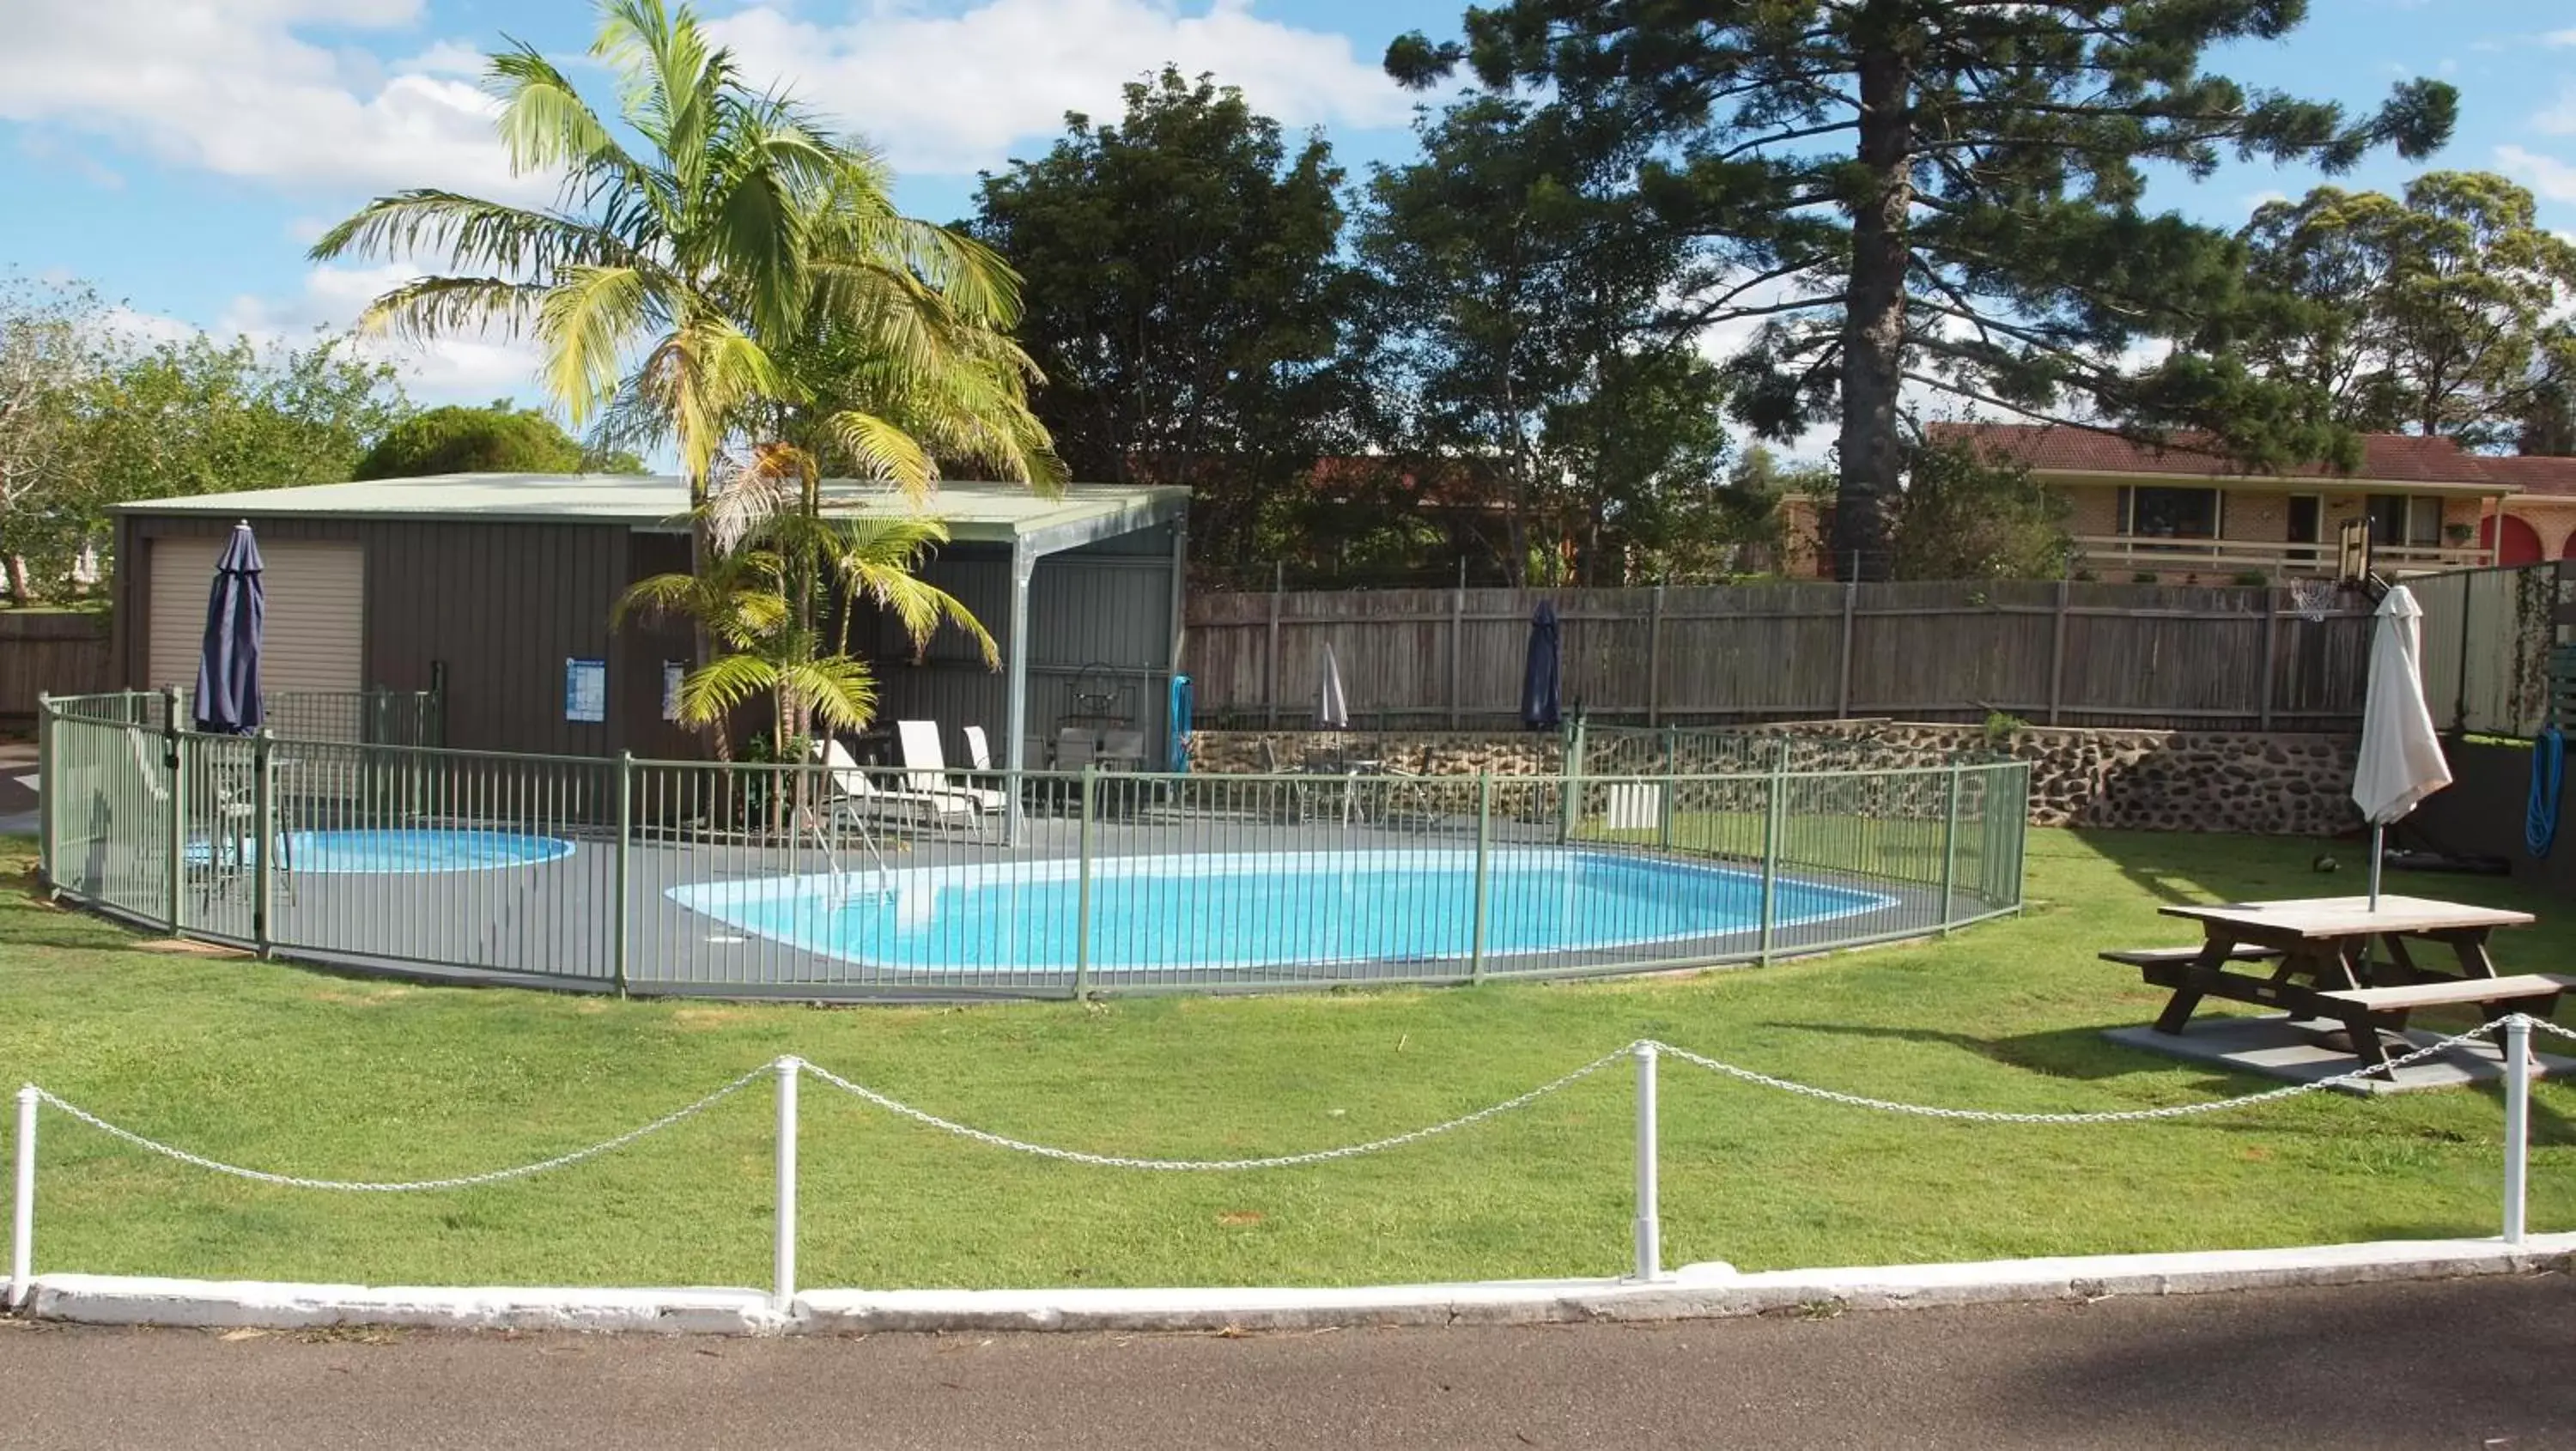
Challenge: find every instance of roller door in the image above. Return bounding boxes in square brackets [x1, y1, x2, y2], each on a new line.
[148, 536, 364, 696]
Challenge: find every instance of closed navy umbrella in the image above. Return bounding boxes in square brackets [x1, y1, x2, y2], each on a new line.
[194, 521, 264, 734]
[1520, 601, 1561, 732]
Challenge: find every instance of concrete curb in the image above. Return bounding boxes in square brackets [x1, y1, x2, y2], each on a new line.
[19, 1234, 2573, 1336]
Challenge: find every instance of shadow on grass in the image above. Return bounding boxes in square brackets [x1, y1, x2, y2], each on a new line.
[1769, 1017, 2576, 1144]
[1759, 1017, 2266, 1091]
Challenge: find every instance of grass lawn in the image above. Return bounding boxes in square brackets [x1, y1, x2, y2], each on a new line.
[3, 827, 2570, 1291]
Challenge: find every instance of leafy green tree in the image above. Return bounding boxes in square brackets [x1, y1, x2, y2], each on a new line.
[0, 273, 113, 601]
[1354, 92, 1704, 585]
[313, 0, 1057, 511]
[966, 67, 1356, 564]
[1542, 348, 1745, 583]
[354, 401, 643, 478]
[1388, 1, 2456, 580]
[81, 335, 406, 502]
[2240, 172, 2576, 446]
[1889, 438, 2072, 581]
[2522, 372, 2576, 457]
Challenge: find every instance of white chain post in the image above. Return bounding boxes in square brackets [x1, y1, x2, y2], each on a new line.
[2503, 1017, 2530, 1247]
[1633, 1041, 1662, 1283]
[775, 1057, 800, 1313]
[11, 1084, 35, 1310]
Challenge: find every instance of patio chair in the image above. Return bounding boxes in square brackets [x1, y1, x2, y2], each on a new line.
[1054, 726, 1097, 770]
[893, 719, 1009, 817]
[1099, 728, 1146, 771]
[1258, 738, 1316, 823]
[811, 738, 978, 833]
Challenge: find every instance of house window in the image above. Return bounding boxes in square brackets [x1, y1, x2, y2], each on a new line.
[2117, 485, 2221, 539]
[2364, 495, 2443, 548]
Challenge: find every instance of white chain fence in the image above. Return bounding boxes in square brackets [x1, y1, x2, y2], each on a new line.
[1655, 1021, 2522, 1125]
[25, 1064, 772, 1193]
[798, 1048, 1632, 1171]
[11, 1016, 2561, 1187]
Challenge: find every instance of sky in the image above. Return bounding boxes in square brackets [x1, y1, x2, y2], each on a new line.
[3, 0, 2573, 420]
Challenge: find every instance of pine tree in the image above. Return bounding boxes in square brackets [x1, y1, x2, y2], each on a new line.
[1388, 1, 2455, 579]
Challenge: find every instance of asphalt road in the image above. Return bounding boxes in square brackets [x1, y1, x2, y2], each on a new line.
[1, 1275, 2568, 1449]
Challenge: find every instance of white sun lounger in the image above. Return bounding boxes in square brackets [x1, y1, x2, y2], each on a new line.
[812, 738, 978, 831]
[894, 719, 1009, 816]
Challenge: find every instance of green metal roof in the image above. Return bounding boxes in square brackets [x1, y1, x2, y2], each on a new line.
[116, 474, 1188, 550]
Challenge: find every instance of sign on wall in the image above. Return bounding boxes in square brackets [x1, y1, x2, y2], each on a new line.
[565, 658, 607, 724]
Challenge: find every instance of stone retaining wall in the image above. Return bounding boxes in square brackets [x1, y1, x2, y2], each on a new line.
[1189, 722, 2360, 836]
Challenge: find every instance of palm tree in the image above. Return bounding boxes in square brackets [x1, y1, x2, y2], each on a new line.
[615, 456, 994, 754]
[309, 0, 1062, 503]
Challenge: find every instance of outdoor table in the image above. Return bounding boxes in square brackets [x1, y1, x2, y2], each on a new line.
[2146, 895, 2538, 1068]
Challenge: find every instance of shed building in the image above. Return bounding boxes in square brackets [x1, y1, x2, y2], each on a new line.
[108, 475, 1190, 774]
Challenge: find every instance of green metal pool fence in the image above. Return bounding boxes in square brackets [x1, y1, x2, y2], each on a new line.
[33, 693, 2030, 1001]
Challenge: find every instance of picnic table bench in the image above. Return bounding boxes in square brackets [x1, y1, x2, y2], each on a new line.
[2100, 895, 2553, 1075]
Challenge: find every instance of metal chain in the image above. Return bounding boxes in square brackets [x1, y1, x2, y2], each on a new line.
[27, 1063, 775, 1193]
[797, 1048, 1633, 1171]
[1649, 1020, 2521, 1124]
[2524, 1016, 2576, 1045]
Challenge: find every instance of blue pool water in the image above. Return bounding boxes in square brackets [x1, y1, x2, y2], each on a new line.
[187, 829, 574, 873]
[668, 850, 1895, 974]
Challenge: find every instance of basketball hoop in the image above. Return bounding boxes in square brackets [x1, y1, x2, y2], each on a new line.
[2287, 577, 2340, 623]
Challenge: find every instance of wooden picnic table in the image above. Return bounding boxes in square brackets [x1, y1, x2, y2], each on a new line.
[2111, 895, 2561, 1075]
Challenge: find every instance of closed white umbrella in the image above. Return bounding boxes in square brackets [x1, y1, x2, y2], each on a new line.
[1317, 642, 1349, 731]
[2352, 585, 2452, 908]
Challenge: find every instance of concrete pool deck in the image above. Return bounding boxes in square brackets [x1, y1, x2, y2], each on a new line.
[47, 807, 1994, 1000]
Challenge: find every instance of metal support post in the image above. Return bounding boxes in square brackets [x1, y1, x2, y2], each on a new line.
[252, 728, 274, 956]
[612, 752, 633, 998]
[1075, 765, 1097, 999]
[1659, 725, 1677, 850]
[1471, 772, 1492, 982]
[1559, 718, 1585, 845]
[1759, 756, 1786, 965]
[1632, 1042, 1662, 1283]
[2503, 1017, 2530, 1246]
[1939, 764, 1964, 932]
[164, 687, 185, 934]
[10, 1084, 34, 1310]
[774, 1057, 800, 1313]
[34, 695, 53, 889]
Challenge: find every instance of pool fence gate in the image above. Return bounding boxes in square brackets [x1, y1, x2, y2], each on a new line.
[6, 1017, 2561, 1313]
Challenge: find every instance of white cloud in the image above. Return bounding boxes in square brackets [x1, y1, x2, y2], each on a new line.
[2536, 88, 2576, 137]
[394, 39, 489, 79]
[0, 0, 536, 199]
[2498, 144, 2576, 203]
[707, 0, 1417, 175]
[209, 264, 544, 404]
[2547, 27, 2576, 46]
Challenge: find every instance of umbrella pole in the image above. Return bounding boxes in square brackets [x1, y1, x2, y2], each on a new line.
[2367, 823, 2384, 910]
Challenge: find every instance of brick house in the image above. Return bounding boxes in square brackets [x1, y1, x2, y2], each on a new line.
[1784, 423, 2576, 580]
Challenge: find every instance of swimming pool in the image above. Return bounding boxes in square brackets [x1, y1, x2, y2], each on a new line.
[668, 849, 1896, 974]
[187, 829, 575, 874]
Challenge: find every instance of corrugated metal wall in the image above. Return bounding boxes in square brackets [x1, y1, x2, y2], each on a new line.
[118, 513, 686, 757]
[868, 525, 1183, 768]
[118, 512, 1186, 766]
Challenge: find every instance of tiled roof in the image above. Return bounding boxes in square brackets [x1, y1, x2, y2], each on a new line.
[2477, 453, 2576, 498]
[1924, 422, 2541, 490]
